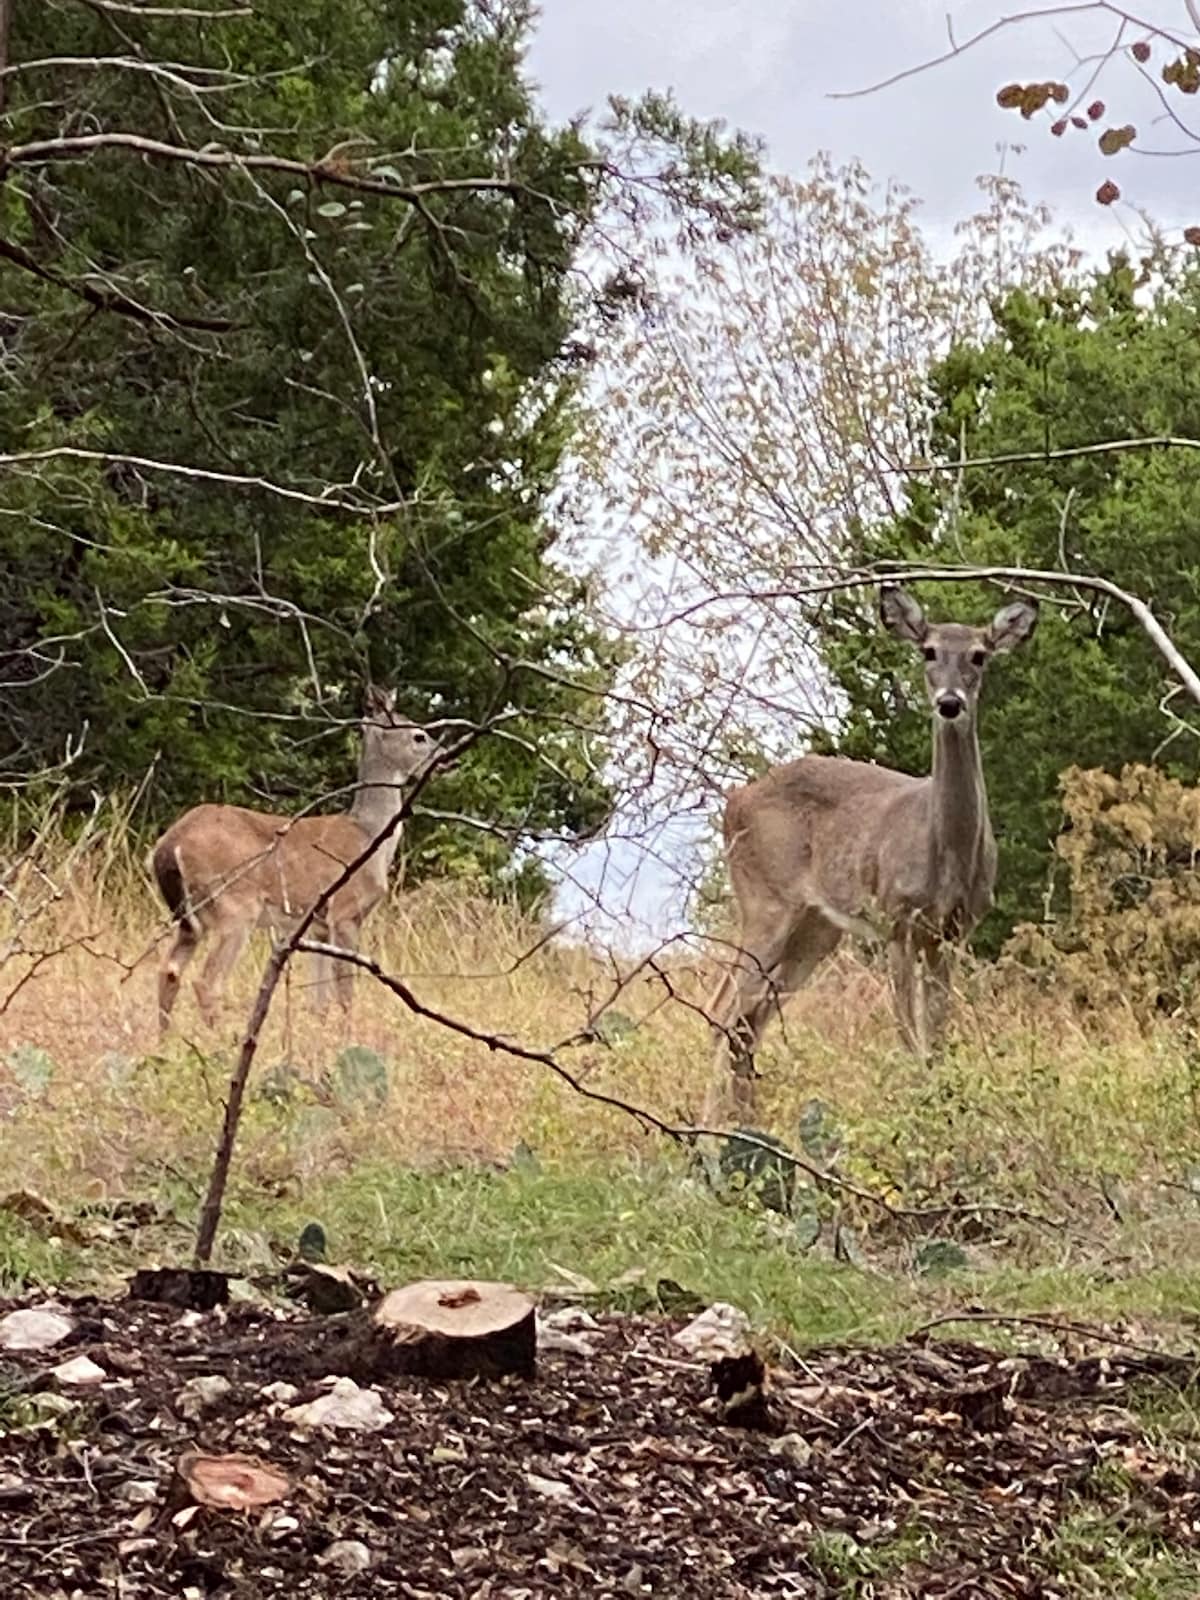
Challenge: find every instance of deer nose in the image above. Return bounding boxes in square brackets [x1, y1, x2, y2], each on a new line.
[936, 693, 965, 720]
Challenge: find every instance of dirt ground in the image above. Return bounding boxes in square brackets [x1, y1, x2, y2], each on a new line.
[1, 1285, 1198, 1599]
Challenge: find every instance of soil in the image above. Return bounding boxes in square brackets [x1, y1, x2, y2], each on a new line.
[1, 1288, 1198, 1598]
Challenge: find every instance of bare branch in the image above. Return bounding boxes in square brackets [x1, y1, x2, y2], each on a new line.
[75, 0, 253, 16]
[830, 2, 1188, 102]
[296, 937, 1066, 1232]
[2, 131, 565, 208]
[192, 717, 489, 1264]
[0, 235, 238, 332]
[0, 446, 405, 515]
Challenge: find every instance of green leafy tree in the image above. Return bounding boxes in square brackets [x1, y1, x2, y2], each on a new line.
[0, 0, 756, 894]
[820, 252, 1200, 949]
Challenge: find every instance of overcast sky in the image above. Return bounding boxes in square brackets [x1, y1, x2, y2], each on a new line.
[529, 0, 1197, 256]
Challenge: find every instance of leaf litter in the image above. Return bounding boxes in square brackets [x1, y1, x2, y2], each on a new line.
[0, 1287, 1197, 1596]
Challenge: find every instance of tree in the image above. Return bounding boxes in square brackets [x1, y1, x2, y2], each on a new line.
[0, 0, 757, 894]
[820, 251, 1200, 949]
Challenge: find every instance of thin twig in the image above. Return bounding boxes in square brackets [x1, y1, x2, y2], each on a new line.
[907, 1309, 1197, 1362]
[299, 938, 1065, 1232]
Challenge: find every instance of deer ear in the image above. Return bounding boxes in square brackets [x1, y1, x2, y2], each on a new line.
[364, 684, 392, 715]
[879, 586, 928, 645]
[986, 598, 1039, 653]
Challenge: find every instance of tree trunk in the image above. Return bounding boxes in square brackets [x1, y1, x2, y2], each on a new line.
[362, 1279, 537, 1380]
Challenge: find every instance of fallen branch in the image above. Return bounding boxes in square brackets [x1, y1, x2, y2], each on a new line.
[297, 938, 1066, 1235]
[907, 1309, 1197, 1362]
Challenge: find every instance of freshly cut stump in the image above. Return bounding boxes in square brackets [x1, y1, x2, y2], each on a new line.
[173, 1451, 290, 1513]
[369, 1280, 537, 1380]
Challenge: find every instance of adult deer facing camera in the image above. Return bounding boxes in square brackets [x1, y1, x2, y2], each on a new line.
[706, 586, 1038, 1120]
[151, 687, 437, 1035]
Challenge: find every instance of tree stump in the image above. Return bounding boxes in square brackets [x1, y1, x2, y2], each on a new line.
[339, 1279, 537, 1382]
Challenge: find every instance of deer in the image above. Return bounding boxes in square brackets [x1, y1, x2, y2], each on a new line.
[704, 585, 1039, 1121]
[150, 686, 438, 1036]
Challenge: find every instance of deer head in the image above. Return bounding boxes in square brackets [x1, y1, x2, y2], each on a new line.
[880, 586, 1039, 726]
[362, 685, 439, 785]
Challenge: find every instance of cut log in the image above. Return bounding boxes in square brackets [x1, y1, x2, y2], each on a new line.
[367, 1279, 537, 1381]
[174, 1450, 290, 1513]
[128, 1267, 230, 1311]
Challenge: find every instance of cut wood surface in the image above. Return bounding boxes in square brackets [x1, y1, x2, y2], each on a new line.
[175, 1450, 290, 1512]
[371, 1279, 537, 1380]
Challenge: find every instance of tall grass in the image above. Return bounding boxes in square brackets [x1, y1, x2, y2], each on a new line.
[3, 815, 1200, 1332]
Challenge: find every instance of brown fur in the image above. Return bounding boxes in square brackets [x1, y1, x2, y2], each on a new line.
[150, 690, 436, 1034]
[705, 587, 1038, 1121]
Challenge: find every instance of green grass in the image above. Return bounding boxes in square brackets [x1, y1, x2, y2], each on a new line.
[1047, 1514, 1200, 1598]
[6, 1153, 1200, 1361]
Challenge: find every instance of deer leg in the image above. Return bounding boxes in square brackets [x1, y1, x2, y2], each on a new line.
[307, 927, 335, 1016]
[705, 930, 787, 1124]
[888, 929, 921, 1055]
[327, 923, 358, 1021]
[918, 937, 954, 1058]
[192, 916, 252, 1029]
[158, 923, 200, 1038]
[705, 910, 839, 1124]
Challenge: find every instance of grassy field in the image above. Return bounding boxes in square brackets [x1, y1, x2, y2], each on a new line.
[3, 843, 1199, 1344]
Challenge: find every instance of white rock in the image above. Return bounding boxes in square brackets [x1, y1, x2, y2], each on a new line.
[537, 1304, 602, 1356]
[283, 1377, 393, 1433]
[51, 1355, 106, 1386]
[525, 1472, 574, 1501]
[176, 1375, 232, 1419]
[260, 1380, 300, 1404]
[0, 1307, 74, 1352]
[672, 1302, 752, 1360]
[116, 1481, 160, 1506]
[318, 1539, 373, 1575]
[769, 1432, 813, 1466]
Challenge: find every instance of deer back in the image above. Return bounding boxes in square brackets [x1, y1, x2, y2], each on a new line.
[153, 803, 387, 931]
[725, 755, 935, 930]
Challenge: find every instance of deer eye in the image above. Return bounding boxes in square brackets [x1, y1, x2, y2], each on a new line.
[971, 650, 987, 667]
[922, 645, 937, 662]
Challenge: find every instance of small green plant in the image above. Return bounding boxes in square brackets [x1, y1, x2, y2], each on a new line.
[5, 1044, 55, 1099]
[332, 1046, 389, 1107]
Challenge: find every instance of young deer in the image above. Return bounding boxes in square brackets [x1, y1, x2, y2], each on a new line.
[706, 585, 1039, 1119]
[150, 687, 437, 1035]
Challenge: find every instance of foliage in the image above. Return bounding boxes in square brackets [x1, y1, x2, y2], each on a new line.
[847, 3, 1200, 237]
[1010, 763, 1200, 1022]
[987, 14, 1200, 232]
[0, 0, 757, 894]
[580, 160, 1078, 896]
[821, 252, 1200, 950]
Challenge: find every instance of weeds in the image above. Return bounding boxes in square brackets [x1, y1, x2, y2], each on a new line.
[2, 843, 1200, 1350]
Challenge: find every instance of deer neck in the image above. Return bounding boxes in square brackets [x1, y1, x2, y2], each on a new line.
[348, 754, 407, 880]
[927, 716, 991, 907]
